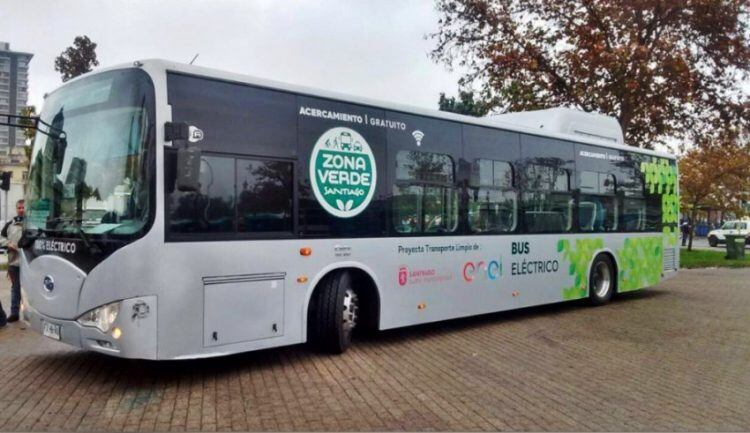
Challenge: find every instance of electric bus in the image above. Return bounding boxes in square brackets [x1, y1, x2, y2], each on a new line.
[20, 59, 679, 359]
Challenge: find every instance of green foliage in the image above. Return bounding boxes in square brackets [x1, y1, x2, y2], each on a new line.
[431, 0, 750, 148]
[18, 105, 36, 143]
[54, 35, 100, 82]
[617, 237, 662, 292]
[557, 238, 604, 300]
[438, 91, 490, 117]
[680, 248, 750, 269]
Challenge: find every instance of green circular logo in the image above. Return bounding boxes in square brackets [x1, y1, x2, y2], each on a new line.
[310, 127, 377, 218]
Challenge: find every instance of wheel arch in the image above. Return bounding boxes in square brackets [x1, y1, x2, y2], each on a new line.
[302, 262, 382, 341]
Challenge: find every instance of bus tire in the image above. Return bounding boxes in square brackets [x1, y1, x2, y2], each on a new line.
[309, 270, 359, 354]
[589, 254, 615, 306]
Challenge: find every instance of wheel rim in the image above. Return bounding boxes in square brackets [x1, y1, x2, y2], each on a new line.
[342, 288, 359, 333]
[593, 261, 611, 298]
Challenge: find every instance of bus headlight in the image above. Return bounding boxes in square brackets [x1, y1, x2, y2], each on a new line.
[77, 301, 120, 333]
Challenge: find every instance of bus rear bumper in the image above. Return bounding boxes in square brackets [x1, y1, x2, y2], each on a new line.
[23, 296, 158, 360]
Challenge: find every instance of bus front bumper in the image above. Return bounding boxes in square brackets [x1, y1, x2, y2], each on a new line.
[23, 296, 158, 360]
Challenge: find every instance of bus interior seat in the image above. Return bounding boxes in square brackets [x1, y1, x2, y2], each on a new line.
[579, 201, 597, 231]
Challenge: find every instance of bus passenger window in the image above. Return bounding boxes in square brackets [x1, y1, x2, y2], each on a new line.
[521, 164, 573, 233]
[168, 155, 235, 233]
[393, 151, 458, 234]
[579, 172, 617, 232]
[468, 159, 517, 233]
[645, 194, 662, 231]
[622, 198, 646, 231]
[237, 159, 293, 233]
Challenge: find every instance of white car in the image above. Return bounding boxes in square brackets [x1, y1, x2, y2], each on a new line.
[707, 220, 750, 247]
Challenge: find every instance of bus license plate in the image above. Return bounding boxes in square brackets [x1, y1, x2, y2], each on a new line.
[42, 321, 61, 340]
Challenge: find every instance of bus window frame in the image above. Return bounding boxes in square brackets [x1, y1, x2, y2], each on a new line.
[391, 150, 459, 236]
[165, 149, 298, 242]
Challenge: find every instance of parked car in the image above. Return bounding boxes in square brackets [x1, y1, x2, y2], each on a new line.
[707, 220, 750, 247]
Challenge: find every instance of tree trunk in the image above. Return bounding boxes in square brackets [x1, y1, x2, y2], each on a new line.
[688, 207, 697, 251]
[618, 100, 632, 146]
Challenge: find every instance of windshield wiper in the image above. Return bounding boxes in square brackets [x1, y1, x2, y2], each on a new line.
[74, 225, 100, 254]
[43, 216, 100, 254]
[21, 227, 53, 247]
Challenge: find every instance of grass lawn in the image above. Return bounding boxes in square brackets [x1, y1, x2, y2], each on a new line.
[680, 248, 750, 269]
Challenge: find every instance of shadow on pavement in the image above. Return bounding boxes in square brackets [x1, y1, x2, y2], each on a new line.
[18, 286, 669, 387]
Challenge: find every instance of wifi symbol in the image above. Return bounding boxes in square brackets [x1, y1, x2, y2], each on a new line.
[412, 130, 425, 146]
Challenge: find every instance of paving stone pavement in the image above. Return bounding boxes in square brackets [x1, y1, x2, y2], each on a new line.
[0, 268, 749, 431]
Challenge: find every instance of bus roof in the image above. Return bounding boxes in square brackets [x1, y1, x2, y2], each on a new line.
[64, 58, 676, 160]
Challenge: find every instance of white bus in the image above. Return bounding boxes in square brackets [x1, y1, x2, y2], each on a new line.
[20, 60, 679, 359]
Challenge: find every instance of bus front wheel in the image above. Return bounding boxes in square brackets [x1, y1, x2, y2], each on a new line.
[589, 254, 615, 306]
[309, 270, 359, 354]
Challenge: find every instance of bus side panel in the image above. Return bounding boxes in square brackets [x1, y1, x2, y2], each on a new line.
[374, 232, 669, 331]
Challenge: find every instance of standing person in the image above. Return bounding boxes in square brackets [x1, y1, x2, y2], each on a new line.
[2, 199, 25, 323]
[681, 219, 691, 247]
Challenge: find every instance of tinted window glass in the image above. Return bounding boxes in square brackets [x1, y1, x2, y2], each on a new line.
[469, 189, 517, 233]
[621, 175, 644, 197]
[600, 174, 616, 194]
[393, 151, 458, 234]
[169, 155, 235, 233]
[579, 195, 617, 232]
[167, 73, 297, 158]
[396, 151, 454, 183]
[522, 192, 573, 233]
[472, 159, 513, 188]
[525, 164, 569, 192]
[580, 171, 598, 193]
[237, 159, 293, 233]
[522, 163, 572, 233]
[554, 170, 569, 191]
[469, 159, 516, 233]
[578, 172, 617, 232]
[622, 198, 646, 231]
[645, 194, 661, 231]
[392, 185, 459, 234]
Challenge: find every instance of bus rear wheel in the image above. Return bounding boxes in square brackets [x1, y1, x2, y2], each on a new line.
[589, 254, 615, 305]
[309, 270, 359, 354]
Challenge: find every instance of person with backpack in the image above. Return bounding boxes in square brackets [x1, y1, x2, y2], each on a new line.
[1, 199, 25, 324]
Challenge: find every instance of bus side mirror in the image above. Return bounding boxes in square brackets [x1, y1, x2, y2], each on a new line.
[166, 121, 202, 192]
[176, 145, 201, 192]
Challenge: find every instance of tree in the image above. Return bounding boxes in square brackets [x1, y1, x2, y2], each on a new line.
[18, 105, 36, 163]
[431, 1, 750, 149]
[54, 35, 99, 82]
[679, 135, 750, 250]
[438, 90, 491, 116]
[18, 105, 36, 142]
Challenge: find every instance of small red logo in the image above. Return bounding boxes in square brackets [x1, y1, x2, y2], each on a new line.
[463, 261, 480, 282]
[398, 266, 408, 286]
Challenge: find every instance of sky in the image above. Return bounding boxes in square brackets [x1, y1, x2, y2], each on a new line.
[0, 0, 464, 111]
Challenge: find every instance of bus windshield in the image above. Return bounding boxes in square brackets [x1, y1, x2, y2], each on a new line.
[26, 69, 154, 237]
